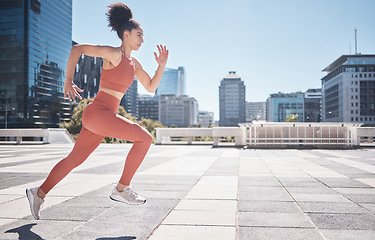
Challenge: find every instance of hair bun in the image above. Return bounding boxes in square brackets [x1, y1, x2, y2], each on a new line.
[106, 3, 133, 32]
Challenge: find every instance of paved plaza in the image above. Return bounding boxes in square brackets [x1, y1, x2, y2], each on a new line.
[0, 144, 375, 239]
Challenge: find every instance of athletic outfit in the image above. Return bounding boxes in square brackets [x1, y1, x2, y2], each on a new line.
[27, 50, 150, 219]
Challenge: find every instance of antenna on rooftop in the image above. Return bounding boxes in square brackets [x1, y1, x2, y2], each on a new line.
[355, 27, 358, 55]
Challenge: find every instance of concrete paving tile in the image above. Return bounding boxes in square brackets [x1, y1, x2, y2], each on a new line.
[0, 219, 17, 228]
[360, 203, 375, 214]
[238, 212, 314, 228]
[0, 196, 72, 219]
[238, 200, 301, 213]
[55, 222, 151, 240]
[239, 187, 293, 201]
[174, 199, 237, 211]
[148, 225, 236, 240]
[333, 187, 375, 194]
[307, 213, 375, 230]
[291, 193, 350, 203]
[239, 177, 282, 187]
[184, 188, 237, 200]
[0, 220, 81, 240]
[238, 227, 325, 240]
[29, 204, 108, 221]
[344, 194, 375, 203]
[162, 210, 236, 226]
[317, 178, 373, 188]
[0, 195, 23, 204]
[299, 202, 368, 214]
[320, 229, 375, 240]
[278, 179, 326, 187]
[357, 178, 375, 187]
[286, 186, 336, 194]
[138, 190, 187, 199]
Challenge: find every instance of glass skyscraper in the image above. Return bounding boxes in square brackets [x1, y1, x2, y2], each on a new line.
[266, 92, 305, 122]
[155, 67, 185, 96]
[0, 0, 72, 128]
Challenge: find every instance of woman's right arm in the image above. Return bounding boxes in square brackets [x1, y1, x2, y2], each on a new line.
[64, 44, 119, 102]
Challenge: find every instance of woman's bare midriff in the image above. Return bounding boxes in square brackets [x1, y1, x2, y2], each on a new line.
[98, 87, 124, 100]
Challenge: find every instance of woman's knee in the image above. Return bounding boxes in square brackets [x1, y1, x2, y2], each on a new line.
[138, 127, 153, 145]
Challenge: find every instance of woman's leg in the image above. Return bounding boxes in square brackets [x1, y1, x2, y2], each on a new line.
[39, 127, 104, 195]
[84, 111, 153, 187]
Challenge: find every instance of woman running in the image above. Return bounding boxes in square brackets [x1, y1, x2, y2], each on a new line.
[26, 3, 168, 220]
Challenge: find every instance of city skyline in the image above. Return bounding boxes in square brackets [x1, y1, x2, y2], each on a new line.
[72, 0, 375, 120]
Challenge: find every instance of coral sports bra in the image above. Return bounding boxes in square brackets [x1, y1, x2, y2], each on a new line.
[99, 51, 135, 94]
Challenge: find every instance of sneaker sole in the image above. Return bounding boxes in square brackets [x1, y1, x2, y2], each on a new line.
[26, 189, 39, 220]
[109, 195, 146, 205]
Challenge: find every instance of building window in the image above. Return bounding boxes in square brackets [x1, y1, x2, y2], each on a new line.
[94, 57, 96, 64]
[356, 117, 358, 121]
[88, 91, 90, 98]
[356, 110, 358, 114]
[94, 78, 96, 86]
[76, 64, 79, 72]
[356, 103, 358, 107]
[82, 54, 84, 59]
[84, 74, 87, 83]
[351, 110, 354, 114]
[351, 117, 354, 121]
[365, 117, 368, 121]
[355, 81, 358, 85]
[355, 96, 358, 99]
[351, 103, 354, 107]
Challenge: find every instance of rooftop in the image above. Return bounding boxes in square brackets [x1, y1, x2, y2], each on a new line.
[322, 54, 375, 72]
[1, 144, 375, 239]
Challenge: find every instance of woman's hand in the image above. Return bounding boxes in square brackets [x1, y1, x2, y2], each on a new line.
[154, 45, 169, 67]
[64, 80, 83, 102]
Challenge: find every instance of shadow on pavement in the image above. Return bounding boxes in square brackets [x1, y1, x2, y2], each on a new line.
[4, 223, 45, 240]
[96, 237, 136, 240]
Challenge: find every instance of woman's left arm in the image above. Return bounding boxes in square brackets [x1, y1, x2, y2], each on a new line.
[134, 45, 169, 93]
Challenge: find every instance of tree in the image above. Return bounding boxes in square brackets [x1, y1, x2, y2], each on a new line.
[286, 114, 299, 122]
[140, 118, 165, 141]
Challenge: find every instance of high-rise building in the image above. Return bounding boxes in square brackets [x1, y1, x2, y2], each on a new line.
[304, 88, 321, 122]
[266, 92, 304, 122]
[322, 54, 375, 125]
[198, 111, 214, 127]
[0, 0, 72, 128]
[73, 41, 102, 100]
[137, 94, 159, 121]
[120, 79, 138, 117]
[219, 71, 246, 126]
[159, 94, 198, 127]
[246, 102, 266, 122]
[155, 67, 185, 96]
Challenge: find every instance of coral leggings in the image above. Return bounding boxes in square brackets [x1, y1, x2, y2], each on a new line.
[40, 91, 152, 194]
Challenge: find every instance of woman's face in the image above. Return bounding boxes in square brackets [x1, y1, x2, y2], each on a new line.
[125, 27, 144, 51]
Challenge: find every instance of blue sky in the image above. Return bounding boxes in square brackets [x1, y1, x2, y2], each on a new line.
[72, 0, 375, 120]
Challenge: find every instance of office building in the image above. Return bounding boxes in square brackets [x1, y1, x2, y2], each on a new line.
[73, 41, 102, 100]
[155, 67, 185, 96]
[304, 88, 321, 122]
[322, 54, 375, 125]
[137, 94, 159, 121]
[120, 79, 138, 117]
[198, 111, 214, 127]
[219, 71, 246, 126]
[246, 102, 266, 122]
[159, 94, 198, 127]
[0, 0, 72, 128]
[266, 92, 304, 122]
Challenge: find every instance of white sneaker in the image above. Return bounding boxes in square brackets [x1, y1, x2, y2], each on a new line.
[26, 187, 44, 220]
[110, 185, 146, 205]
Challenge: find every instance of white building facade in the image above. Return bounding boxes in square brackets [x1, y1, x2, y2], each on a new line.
[198, 111, 214, 127]
[321, 54, 375, 125]
[159, 94, 198, 127]
[246, 102, 266, 122]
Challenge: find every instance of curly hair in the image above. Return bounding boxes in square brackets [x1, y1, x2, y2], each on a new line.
[106, 3, 140, 40]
